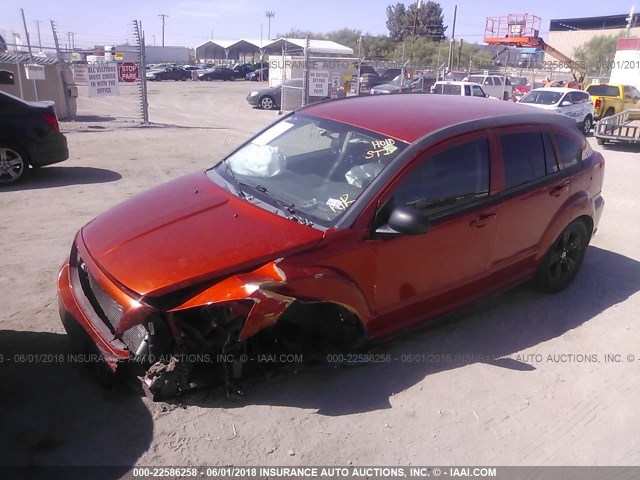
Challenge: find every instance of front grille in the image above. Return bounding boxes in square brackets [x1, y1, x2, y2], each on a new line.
[76, 255, 145, 353]
[122, 324, 147, 353]
[86, 269, 124, 331]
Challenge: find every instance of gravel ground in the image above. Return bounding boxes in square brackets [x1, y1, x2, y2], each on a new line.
[1, 81, 639, 472]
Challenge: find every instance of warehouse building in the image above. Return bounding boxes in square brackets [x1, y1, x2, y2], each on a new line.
[545, 12, 640, 62]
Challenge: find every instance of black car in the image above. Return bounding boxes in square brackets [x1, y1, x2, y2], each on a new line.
[246, 79, 303, 109]
[199, 67, 237, 81]
[246, 79, 345, 110]
[380, 68, 403, 83]
[232, 63, 255, 78]
[246, 68, 268, 81]
[0, 90, 69, 185]
[146, 66, 190, 81]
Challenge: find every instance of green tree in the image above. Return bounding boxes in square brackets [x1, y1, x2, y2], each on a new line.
[276, 29, 324, 39]
[574, 34, 622, 76]
[404, 1, 447, 41]
[387, 1, 447, 41]
[386, 3, 407, 41]
[326, 28, 363, 52]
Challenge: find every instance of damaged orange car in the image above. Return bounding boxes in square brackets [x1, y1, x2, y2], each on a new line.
[58, 95, 605, 399]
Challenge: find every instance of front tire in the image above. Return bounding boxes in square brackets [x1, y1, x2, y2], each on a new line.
[581, 115, 593, 135]
[535, 220, 589, 292]
[0, 144, 29, 186]
[503, 92, 510, 101]
[260, 96, 275, 110]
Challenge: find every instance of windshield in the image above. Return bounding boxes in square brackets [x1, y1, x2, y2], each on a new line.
[433, 83, 461, 95]
[509, 77, 528, 86]
[519, 90, 562, 105]
[586, 85, 620, 97]
[211, 114, 408, 227]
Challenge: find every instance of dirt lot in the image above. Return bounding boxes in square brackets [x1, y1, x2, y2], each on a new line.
[1, 81, 639, 471]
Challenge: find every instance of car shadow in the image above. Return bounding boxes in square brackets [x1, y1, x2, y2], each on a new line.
[65, 115, 118, 123]
[0, 330, 153, 476]
[185, 246, 640, 416]
[598, 142, 640, 152]
[3, 167, 122, 191]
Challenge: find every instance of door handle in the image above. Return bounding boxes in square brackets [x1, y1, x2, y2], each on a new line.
[469, 212, 496, 228]
[549, 182, 570, 197]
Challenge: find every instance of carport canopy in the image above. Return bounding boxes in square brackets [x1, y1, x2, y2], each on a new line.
[263, 38, 354, 56]
[196, 39, 266, 62]
[196, 38, 354, 62]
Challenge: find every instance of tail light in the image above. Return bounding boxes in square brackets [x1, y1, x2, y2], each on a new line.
[41, 112, 60, 133]
[582, 140, 594, 161]
[594, 99, 601, 109]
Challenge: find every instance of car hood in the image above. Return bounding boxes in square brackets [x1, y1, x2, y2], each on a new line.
[81, 171, 324, 297]
[372, 84, 400, 93]
[518, 102, 557, 110]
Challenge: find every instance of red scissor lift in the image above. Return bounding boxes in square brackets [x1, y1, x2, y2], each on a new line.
[484, 13, 542, 47]
[484, 13, 586, 82]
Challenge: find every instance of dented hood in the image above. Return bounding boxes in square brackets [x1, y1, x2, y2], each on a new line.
[81, 171, 323, 296]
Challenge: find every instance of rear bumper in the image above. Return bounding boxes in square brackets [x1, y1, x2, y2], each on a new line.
[30, 133, 69, 167]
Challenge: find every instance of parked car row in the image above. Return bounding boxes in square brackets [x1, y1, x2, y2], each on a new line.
[146, 62, 270, 82]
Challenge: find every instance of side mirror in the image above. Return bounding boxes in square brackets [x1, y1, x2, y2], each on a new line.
[375, 206, 430, 237]
[561, 100, 572, 107]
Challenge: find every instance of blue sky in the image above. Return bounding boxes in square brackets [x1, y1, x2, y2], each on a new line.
[1, 0, 636, 49]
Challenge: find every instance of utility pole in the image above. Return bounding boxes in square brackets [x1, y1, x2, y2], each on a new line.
[626, 6, 635, 38]
[34, 20, 42, 51]
[20, 8, 39, 101]
[412, 0, 421, 36]
[158, 14, 168, 47]
[266, 11, 275, 40]
[447, 5, 457, 71]
[67, 32, 75, 50]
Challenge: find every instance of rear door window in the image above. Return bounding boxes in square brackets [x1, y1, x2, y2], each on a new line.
[501, 132, 546, 189]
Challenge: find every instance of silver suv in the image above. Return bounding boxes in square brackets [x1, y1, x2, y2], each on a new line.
[465, 74, 513, 101]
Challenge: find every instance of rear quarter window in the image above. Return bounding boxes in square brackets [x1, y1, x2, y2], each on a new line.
[554, 134, 582, 168]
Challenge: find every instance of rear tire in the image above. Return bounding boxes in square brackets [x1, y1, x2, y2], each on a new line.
[603, 107, 615, 118]
[535, 220, 589, 293]
[597, 138, 607, 146]
[0, 144, 29, 186]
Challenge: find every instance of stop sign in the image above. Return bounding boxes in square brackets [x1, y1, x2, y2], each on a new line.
[119, 61, 139, 83]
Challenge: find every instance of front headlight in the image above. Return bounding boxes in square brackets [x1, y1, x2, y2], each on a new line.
[249, 90, 259, 96]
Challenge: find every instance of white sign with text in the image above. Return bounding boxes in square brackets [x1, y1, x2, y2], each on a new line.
[87, 62, 119, 97]
[309, 70, 329, 97]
